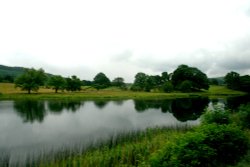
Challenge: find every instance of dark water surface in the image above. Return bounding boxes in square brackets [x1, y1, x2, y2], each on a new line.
[0, 96, 249, 166]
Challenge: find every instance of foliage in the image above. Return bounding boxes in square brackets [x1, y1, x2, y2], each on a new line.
[93, 72, 111, 90]
[112, 77, 126, 89]
[48, 75, 66, 93]
[14, 68, 47, 94]
[171, 64, 209, 92]
[162, 81, 174, 93]
[201, 107, 230, 125]
[82, 80, 93, 86]
[65, 75, 82, 92]
[225, 71, 240, 90]
[132, 72, 170, 92]
[151, 124, 248, 167]
[239, 75, 250, 93]
[225, 72, 250, 93]
[178, 80, 192, 92]
[132, 72, 148, 91]
[237, 104, 250, 129]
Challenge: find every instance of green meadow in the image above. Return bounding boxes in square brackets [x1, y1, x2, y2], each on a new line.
[0, 83, 246, 100]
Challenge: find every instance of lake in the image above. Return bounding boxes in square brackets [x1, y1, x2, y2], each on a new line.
[0, 96, 249, 166]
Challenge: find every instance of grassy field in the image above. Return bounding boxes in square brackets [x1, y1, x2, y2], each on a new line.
[0, 83, 246, 100]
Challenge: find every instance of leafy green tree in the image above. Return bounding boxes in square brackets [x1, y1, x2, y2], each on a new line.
[179, 80, 193, 92]
[239, 75, 250, 93]
[171, 64, 209, 92]
[14, 68, 47, 94]
[225, 71, 240, 90]
[161, 72, 169, 83]
[112, 77, 126, 88]
[48, 75, 66, 93]
[65, 75, 82, 91]
[93, 72, 111, 90]
[162, 81, 174, 92]
[131, 72, 148, 91]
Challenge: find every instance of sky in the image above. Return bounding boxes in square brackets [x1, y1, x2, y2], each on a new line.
[0, 0, 250, 82]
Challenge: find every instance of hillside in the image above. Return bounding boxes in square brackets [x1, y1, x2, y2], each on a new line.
[0, 65, 25, 77]
[0, 65, 25, 82]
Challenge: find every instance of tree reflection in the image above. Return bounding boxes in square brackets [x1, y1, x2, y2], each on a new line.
[48, 100, 83, 113]
[133, 100, 162, 112]
[226, 95, 250, 111]
[93, 100, 109, 109]
[171, 97, 209, 122]
[14, 100, 46, 123]
[133, 97, 209, 122]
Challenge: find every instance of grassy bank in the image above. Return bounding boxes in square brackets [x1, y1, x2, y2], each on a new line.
[39, 128, 186, 167]
[39, 105, 250, 167]
[0, 83, 246, 100]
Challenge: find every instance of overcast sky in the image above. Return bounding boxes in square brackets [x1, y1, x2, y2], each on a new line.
[0, 0, 250, 82]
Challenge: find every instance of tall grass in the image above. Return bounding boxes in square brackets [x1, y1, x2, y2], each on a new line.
[39, 128, 187, 167]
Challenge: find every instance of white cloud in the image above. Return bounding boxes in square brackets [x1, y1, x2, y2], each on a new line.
[0, 0, 250, 82]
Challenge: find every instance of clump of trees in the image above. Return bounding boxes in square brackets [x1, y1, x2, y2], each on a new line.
[131, 64, 209, 92]
[225, 71, 250, 93]
[14, 68, 83, 93]
[131, 72, 170, 92]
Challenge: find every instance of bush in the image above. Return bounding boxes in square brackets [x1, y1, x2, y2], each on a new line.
[151, 124, 248, 167]
[201, 107, 230, 125]
[237, 104, 250, 129]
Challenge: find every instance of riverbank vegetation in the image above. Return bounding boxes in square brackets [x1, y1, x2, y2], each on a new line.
[39, 104, 250, 167]
[0, 83, 246, 100]
[1, 64, 249, 95]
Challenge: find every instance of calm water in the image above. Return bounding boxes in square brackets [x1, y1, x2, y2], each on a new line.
[0, 96, 249, 166]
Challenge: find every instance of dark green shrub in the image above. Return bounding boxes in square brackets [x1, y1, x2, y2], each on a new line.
[201, 107, 230, 125]
[197, 124, 248, 165]
[151, 124, 248, 167]
[237, 104, 250, 129]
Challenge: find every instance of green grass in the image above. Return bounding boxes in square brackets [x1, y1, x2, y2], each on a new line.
[0, 83, 246, 100]
[39, 128, 186, 167]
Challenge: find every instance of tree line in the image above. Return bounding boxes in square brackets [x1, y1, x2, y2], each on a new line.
[12, 65, 250, 94]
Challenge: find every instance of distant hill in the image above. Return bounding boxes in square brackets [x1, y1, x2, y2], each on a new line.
[0, 65, 55, 83]
[209, 77, 225, 85]
[0, 65, 26, 82]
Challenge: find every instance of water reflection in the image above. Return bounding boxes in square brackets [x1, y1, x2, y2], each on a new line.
[14, 100, 46, 123]
[171, 97, 209, 122]
[1, 95, 249, 166]
[226, 95, 250, 110]
[133, 97, 209, 122]
[93, 100, 109, 109]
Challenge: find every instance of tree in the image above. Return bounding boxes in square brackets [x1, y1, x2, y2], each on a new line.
[225, 71, 240, 90]
[239, 75, 250, 93]
[162, 81, 174, 93]
[15, 68, 47, 94]
[171, 64, 209, 92]
[48, 75, 66, 93]
[93, 72, 111, 90]
[112, 77, 126, 88]
[65, 75, 82, 91]
[131, 72, 148, 91]
[161, 72, 169, 83]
